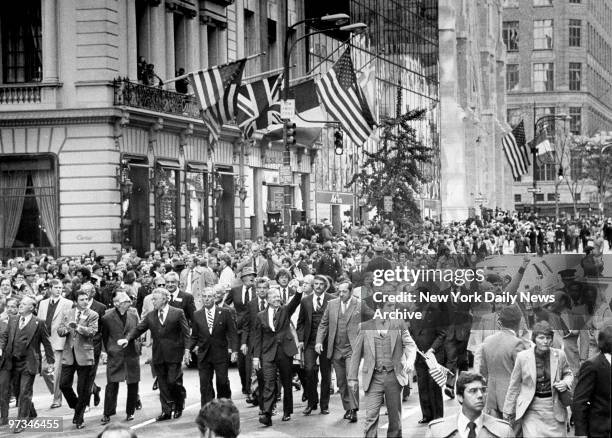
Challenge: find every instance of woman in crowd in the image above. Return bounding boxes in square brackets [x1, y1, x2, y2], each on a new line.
[503, 321, 573, 437]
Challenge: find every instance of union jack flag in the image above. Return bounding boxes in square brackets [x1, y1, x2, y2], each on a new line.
[236, 73, 283, 138]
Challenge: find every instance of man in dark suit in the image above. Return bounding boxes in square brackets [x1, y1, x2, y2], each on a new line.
[253, 285, 303, 425]
[166, 272, 196, 325]
[188, 287, 239, 406]
[0, 296, 55, 430]
[224, 267, 255, 395]
[57, 290, 99, 429]
[243, 276, 270, 407]
[443, 285, 472, 399]
[411, 285, 448, 424]
[119, 288, 190, 421]
[315, 280, 361, 422]
[81, 282, 107, 409]
[297, 274, 334, 415]
[572, 325, 612, 438]
[100, 292, 141, 424]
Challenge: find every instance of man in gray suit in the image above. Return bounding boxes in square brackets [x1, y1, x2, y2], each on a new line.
[348, 290, 417, 438]
[315, 280, 361, 423]
[57, 290, 99, 429]
[479, 306, 529, 423]
[38, 279, 74, 408]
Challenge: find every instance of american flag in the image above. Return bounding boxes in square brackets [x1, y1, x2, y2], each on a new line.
[188, 59, 247, 145]
[421, 350, 451, 389]
[502, 120, 530, 180]
[236, 73, 283, 138]
[316, 48, 376, 146]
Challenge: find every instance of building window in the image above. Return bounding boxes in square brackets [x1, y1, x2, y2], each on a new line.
[535, 193, 545, 201]
[514, 194, 522, 203]
[243, 9, 258, 76]
[571, 154, 583, 180]
[569, 107, 582, 134]
[535, 158, 556, 181]
[507, 108, 523, 127]
[153, 163, 180, 247]
[533, 19, 553, 49]
[575, 193, 581, 201]
[1, 0, 42, 83]
[267, 18, 278, 70]
[533, 0, 552, 5]
[533, 63, 554, 91]
[0, 155, 58, 259]
[547, 193, 556, 201]
[502, 21, 520, 51]
[185, 167, 210, 249]
[502, 0, 519, 6]
[569, 62, 581, 90]
[507, 64, 520, 91]
[569, 0, 581, 3]
[569, 19, 581, 47]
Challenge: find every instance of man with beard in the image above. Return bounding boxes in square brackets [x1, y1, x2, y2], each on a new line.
[426, 372, 515, 438]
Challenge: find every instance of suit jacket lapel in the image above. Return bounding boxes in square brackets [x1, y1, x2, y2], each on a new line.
[390, 326, 399, 352]
[23, 317, 38, 347]
[345, 298, 357, 322]
[528, 349, 537, 382]
[367, 328, 375, 357]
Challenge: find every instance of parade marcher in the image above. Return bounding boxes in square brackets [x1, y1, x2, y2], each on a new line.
[37, 278, 74, 408]
[426, 372, 515, 438]
[224, 268, 255, 396]
[572, 325, 612, 438]
[479, 306, 529, 428]
[81, 282, 107, 409]
[166, 271, 196, 326]
[297, 274, 334, 416]
[244, 277, 270, 407]
[100, 292, 141, 424]
[411, 285, 448, 424]
[188, 287, 239, 406]
[58, 290, 99, 429]
[180, 256, 202, 296]
[119, 288, 190, 421]
[503, 321, 573, 437]
[253, 285, 303, 425]
[0, 296, 55, 430]
[315, 280, 361, 423]
[348, 296, 417, 438]
[314, 242, 343, 281]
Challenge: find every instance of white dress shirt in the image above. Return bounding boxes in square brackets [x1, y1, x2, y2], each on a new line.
[605, 352, 611, 365]
[268, 306, 277, 332]
[19, 313, 33, 329]
[456, 412, 483, 438]
[312, 293, 323, 311]
[158, 304, 169, 324]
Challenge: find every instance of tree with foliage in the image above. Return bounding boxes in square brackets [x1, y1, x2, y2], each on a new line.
[346, 108, 433, 229]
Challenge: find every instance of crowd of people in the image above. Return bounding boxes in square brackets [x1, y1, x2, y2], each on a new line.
[0, 210, 611, 437]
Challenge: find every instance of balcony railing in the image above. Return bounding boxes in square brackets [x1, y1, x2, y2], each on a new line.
[0, 82, 62, 108]
[113, 78, 202, 119]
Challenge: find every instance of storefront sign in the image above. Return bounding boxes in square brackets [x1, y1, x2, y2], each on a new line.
[316, 192, 353, 205]
[279, 166, 292, 185]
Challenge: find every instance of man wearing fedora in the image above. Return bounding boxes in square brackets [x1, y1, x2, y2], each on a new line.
[224, 267, 256, 396]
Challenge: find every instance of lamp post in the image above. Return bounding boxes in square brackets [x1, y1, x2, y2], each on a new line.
[531, 113, 570, 216]
[281, 13, 366, 229]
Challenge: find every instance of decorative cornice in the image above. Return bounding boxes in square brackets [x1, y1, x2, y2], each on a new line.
[0, 108, 121, 127]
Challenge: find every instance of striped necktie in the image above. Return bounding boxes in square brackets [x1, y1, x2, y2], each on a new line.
[206, 309, 214, 331]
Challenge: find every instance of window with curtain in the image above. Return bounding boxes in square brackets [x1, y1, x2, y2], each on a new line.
[0, 155, 57, 259]
[533, 63, 554, 91]
[154, 165, 180, 247]
[1, 0, 42, 83]
[185, 169, 209, 249]
[533, 19, 553, 50]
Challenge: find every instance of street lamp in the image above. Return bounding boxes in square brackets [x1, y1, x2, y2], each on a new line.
[530, 113, 570, 215]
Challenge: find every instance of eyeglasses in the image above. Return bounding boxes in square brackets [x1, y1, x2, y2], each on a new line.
[156, 283, 166, 287]
[465, 387, 488, 395]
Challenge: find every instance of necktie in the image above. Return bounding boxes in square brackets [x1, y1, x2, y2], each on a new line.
[467, 421, 476, 438]
[260, 299, 265, 312]
[76, 311, 81, 323]
[316, 296, 322, 311]
[341, 302, 346, 314]
[206, 309, 214, 331]
[158, 309, 164, 325]
[19, 317, 26, 330]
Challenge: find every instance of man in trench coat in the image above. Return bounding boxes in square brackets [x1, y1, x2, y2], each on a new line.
[100, 292, 141, 423]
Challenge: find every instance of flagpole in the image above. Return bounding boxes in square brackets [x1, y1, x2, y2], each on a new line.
[162, 52, 266, 85]
[243, 65, 294, 84]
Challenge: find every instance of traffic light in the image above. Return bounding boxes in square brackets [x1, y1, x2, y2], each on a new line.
[334, 129, 344, 155]
[556, 193, 561, 201]
[284, 122, 296, 148]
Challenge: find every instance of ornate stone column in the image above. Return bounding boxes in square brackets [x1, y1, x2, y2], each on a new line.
[42, 0, 58, 82]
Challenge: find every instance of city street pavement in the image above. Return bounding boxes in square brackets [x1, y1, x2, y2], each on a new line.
[2, 359, 579, 437]
[9, 360, 464, 438]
